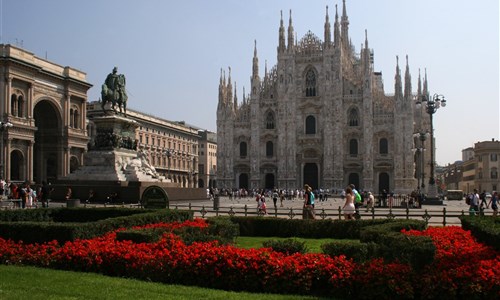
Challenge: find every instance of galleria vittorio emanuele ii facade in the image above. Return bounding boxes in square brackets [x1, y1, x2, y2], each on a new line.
[216, 2, 432, 194]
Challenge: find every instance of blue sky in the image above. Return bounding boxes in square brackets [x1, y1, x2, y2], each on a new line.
[2, 0, 499, 166]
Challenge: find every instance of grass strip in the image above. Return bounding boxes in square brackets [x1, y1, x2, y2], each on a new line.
[0, 265, 327, 300]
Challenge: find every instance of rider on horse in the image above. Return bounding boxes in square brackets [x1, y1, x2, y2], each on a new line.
[101, 67, 127, 115]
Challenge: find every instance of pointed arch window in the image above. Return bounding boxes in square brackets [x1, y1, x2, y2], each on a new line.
[305, 69, 317, 97]
[379, 138, 388, 155]
[348, 108, 359, 126]
[266, 141, 273, 157]
[305, 115, 316, 134]
[265, 111, 275, 129]
[239, 142, 247, 157]
[349, 139, 358, 157]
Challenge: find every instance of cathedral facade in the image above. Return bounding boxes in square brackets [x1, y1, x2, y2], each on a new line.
[217, 2, 431, 194]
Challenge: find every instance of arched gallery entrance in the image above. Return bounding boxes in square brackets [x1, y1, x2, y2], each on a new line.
[10, 150, 25, 181]
[303, 163, 318, 190]
[33, 100, 62, 183]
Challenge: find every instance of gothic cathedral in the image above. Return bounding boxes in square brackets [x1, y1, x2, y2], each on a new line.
[217, 2, 431, 194]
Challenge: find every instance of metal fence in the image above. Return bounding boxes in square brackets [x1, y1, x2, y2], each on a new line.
[170, 203, 486, 227]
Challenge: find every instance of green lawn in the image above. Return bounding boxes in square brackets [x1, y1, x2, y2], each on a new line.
[0, 265, 327, 300]
[235, 236, 351, 253]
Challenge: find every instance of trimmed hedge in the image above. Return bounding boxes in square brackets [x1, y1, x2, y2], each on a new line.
[116, 217, 239, 245]
[321, 240, 377, 262]
[116, 228, 167, 243]
[230, 216, 396, 239]
[0, 208, 193, 244]
[359, 220, 434, 269]
[262, 238, 308, 255]
[460, 216, 500, 251]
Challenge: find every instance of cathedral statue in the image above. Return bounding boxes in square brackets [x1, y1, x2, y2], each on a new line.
[101, 67, 128, 115]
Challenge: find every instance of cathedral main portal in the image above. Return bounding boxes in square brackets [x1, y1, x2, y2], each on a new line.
[303, 163, 318, 190]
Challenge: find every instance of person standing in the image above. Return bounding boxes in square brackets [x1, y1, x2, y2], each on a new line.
[488, 191, 498, 217]
[342, 186, 356, 220]
[350, 184, 361, 215]
[65, 187, 72, 201]
[479, 190, 488, 209]
[470, 189, 480, 215]
[366, 192, 375, 211]
[19, 182, 28, 209]
[302, 184, 315, 219]
[388, 192, 395, 210]
[40, 181, 51, 208]
[0, 178, 5, 197]
[272, 189, 278, 209]
[381, 189, 388, 207]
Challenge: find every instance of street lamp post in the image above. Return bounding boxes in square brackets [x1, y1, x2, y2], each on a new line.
[0, 122, 13, 180]
[416, 132, 429, 190]
[416, 93, 446, 198]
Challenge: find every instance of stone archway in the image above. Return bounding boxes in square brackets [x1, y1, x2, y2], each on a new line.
[348, 173, 360, 190]
[265, 173, 275, 190]
[33, 100, 62, 183]
[378, 172, 390, 194]
[10, 150, 25, 181]
[239, 173, 249, 190]
[303, 163, 318, 190]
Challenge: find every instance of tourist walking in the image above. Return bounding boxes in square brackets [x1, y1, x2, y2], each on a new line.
[272, 190, 278, 208]
[469, 189, 480, 215]
[366, 192, 374, 211]
[342, 186, 355, 220]
[302, 184, 315, 219]
[488, 191, 498, 217]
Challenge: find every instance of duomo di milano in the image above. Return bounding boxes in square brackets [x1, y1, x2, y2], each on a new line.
[217, 1, 433, 194]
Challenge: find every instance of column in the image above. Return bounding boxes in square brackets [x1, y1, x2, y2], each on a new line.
[28, 83, 34, 119]
[5, 76, 12, 116]
[5, 138, 12, 180]
[27, 141, 34, 182]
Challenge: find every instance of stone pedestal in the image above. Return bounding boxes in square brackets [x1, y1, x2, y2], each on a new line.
[57, 111, 173, 202]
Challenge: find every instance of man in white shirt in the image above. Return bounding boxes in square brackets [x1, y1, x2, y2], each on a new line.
[470, 189, 480, 215]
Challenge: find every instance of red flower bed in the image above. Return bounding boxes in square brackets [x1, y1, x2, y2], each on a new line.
[0, 220, 498, 298]
[403, 226, 500, 299]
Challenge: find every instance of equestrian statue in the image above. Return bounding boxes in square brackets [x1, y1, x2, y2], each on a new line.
[101, 67, 128, 115]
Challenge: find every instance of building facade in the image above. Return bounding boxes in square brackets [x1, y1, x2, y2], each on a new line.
[197, 130, 217, 189]
[216, 3, 433, 193]
[441, 139, 500, 194]
[473, 139, 500, 193]
[0, 44, 91, 183]
[87, 102, 199, 187]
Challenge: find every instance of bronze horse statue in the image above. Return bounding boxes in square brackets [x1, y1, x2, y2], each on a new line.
[101, 73, 127, 115]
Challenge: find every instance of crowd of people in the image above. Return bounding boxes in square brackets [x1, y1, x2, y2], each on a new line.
[0, 179, 53, 209]
[211, 185, 417, 220]
[465, 189, 498, 217]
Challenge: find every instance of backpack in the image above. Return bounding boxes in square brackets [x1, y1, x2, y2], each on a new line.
[309, 192, 315, 205]
[354, 191, 362, 203]
[465, 194, 471, 205]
